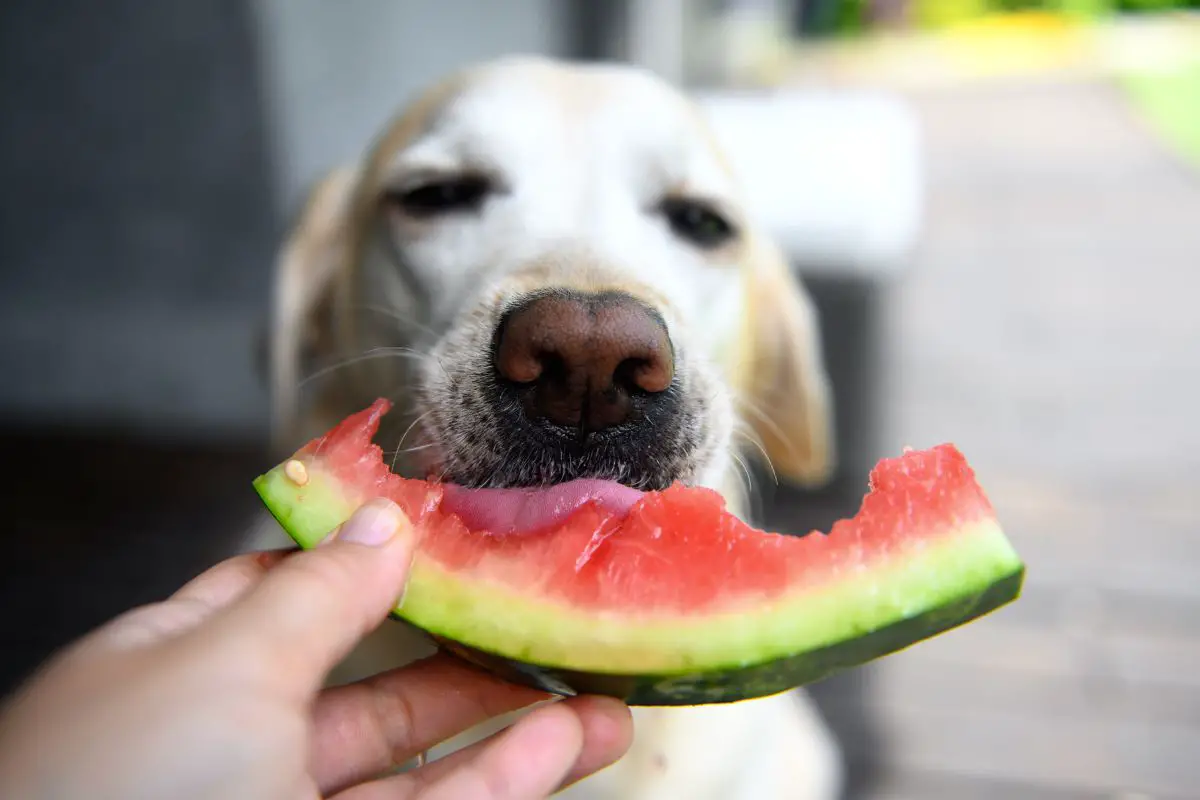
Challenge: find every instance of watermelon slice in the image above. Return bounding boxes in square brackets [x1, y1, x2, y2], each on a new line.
[253, 399, 1024, 706]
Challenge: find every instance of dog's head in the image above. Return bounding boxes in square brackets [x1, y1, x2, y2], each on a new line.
[269, 56, 834, 518]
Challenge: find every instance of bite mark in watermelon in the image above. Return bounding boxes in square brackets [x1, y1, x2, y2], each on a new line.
[253, 399, 1024, 706]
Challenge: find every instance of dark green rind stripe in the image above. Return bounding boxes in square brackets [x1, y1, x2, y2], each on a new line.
[427, 567, 1024, 706]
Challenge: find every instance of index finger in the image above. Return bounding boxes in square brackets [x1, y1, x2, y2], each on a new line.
[204, 499, 416, 696]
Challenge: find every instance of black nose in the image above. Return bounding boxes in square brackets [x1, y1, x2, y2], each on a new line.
[494, 291, 675, 432]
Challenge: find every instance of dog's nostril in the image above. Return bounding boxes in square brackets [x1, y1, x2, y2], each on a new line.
[615, 357, 667, 395]
[496, 347, 546, 384]
[631, 356, 676, 394]
[494, 291, 675, 432]
[537, 352, 570, 383]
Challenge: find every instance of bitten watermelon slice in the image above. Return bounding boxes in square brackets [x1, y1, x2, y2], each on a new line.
[253, 399, 1024, 705]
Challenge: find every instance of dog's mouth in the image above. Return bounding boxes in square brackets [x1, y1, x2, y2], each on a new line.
[411, 384, 699, 534]
[406, 418, 658, 535]
[439, 478, 645, 536]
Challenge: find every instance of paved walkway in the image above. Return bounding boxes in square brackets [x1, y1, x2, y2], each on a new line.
[822, 77, 1200, 799]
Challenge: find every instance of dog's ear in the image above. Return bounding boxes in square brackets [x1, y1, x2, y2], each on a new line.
[266, 166, 358, 448]
[737, 234, 837, 488]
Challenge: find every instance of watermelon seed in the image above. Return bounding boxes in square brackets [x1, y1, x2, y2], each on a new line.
[284, 459, 310, 486]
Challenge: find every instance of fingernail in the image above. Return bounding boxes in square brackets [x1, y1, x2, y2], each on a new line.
[334, 499, 406, 547]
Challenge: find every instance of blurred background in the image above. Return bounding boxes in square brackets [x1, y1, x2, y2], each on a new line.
[1, 1, 1197, 797]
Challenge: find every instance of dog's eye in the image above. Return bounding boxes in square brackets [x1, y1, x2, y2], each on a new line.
[660, 198, 736, 249]
[388, 176, 491, 217]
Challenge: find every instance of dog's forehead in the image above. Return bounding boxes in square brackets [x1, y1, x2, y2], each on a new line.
[379, 60, 738, 197]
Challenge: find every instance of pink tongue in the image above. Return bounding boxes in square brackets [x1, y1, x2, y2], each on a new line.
[441, 479, 644, 536]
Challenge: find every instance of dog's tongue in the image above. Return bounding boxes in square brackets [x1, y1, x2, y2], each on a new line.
[441, 479, 644, 536]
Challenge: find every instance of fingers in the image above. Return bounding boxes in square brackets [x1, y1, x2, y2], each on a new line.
[170, 547, 295, 611]
[333, 700, 604, 800]
[412, 702, 583, 800]
[400, 696, 631, 796]
[87, 548, 297, 653]
[546, 696, 633, 793]
[332, 696, 632, 800]
[311, 654, 552, 795]
[202, 499, 416, 696]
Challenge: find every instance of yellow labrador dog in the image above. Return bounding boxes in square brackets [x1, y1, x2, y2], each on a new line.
[257, 55, 843, 799]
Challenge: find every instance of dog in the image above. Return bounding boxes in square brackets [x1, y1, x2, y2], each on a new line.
[251, 55, 844, 799]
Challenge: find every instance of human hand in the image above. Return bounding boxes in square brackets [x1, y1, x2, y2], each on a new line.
[0, 499, 632, 800]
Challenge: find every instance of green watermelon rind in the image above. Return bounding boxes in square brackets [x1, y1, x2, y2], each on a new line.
[434, 568, 1024, 705]
[252, 460, 1025, 706]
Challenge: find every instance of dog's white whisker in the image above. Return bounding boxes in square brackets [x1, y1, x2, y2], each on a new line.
[353, 304, 441, 340]
[381, 442, 438, 461]
[297, 347, 434, 389]
[734, 394, 805, 465]
[382, 442, 438, 467]
[351, 307, 452, 381]
[734, 424, 779, 486]
[391, 409, 436, 470]
[730, 450, 754, 497]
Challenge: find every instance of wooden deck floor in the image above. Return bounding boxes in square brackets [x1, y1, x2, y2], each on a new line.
[810, 78, 1200, 799]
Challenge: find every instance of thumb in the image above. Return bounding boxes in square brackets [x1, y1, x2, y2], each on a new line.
[208, 498, 417, 694]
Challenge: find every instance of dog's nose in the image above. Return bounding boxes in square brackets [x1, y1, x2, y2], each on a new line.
[494, 291, 675, 431]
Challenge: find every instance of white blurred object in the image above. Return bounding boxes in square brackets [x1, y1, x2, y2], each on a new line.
[696, 89, 925, 279]
[621, 1, 923, 277]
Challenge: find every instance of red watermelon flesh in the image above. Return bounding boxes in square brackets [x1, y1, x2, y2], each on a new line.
[255, 398, 1024, 706]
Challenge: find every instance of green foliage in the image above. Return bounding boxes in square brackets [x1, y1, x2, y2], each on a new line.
[1121, 61, 1200, 168]
[911, 0, 994, 28]
[902, 0, 1196, 27]
[806, 0, 1198, 36]
[1045, 0, 1116, 15]
[835, 0, 868, 35]
[992, 0, 1052, 10]
[1116, 0, 1188, 10]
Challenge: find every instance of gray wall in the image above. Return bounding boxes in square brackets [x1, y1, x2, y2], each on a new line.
[0, 0, 278, 440]
[0, 1, 570, 441]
